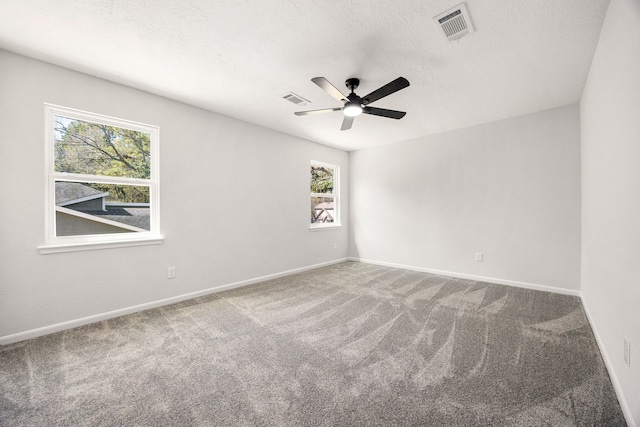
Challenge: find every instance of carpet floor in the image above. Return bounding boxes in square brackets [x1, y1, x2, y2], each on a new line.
[0, 261, 626, 426]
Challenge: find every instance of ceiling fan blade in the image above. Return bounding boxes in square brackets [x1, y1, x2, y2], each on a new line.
[361, 77, 410, 105]
[294, 107, 342, 116]
[362, 106, 406, 119]
[311, 77, 348, 102]
[340, 115, 355, 131]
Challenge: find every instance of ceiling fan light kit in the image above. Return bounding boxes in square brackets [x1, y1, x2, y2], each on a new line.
[343, 102, 363, 117]
[295, 76, 410, 130]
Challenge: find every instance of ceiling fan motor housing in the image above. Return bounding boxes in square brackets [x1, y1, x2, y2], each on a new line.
[347, 93, 361, 103]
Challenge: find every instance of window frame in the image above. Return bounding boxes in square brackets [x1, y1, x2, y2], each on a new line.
[309, 160, 340, 230]
[39, 104, 162, 254]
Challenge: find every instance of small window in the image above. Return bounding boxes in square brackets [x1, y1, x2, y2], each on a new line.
[310, 161, 340, 228]
[42, 104, 160, 252]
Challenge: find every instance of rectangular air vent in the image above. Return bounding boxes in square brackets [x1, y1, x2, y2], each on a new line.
[433, 3, 474, 41]
[283, 92, 310, 106]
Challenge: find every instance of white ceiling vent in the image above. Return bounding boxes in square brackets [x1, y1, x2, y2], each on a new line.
[283, 92, 310, 106]
[433, 3, 474, 41]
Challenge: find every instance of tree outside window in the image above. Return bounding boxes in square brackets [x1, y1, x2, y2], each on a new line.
[310, 161, 339, 228]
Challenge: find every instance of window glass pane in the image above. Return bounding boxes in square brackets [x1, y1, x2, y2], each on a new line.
[311, 196, 335, 224]
[310, 166, 334, 194]
[54, 115, 151, 179]
[55, 180, 150, 236]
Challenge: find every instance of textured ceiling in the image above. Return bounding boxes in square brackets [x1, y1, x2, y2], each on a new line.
[0, 0, 610, 151]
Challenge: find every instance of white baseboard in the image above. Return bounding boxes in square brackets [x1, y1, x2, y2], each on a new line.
[581, 299, 636, 427]
[0, 258, 349, 346]
[349, 257, 581, 297]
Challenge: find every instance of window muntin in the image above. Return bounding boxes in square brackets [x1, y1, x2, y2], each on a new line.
[310, 161, 339, 228]
[44, 104, 160, 248]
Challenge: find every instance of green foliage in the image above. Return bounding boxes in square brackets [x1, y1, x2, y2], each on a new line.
[310, 166, 334, 194]
[87, 183, 150, 204]
[54, 116, 150, 179]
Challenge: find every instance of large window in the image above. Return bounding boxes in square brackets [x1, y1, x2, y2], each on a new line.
[310, 161, 340, 229]
[41, 104, 161, 253]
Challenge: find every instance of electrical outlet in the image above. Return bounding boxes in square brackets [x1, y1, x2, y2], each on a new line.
[475, 252, 483, 262]
[168, 266, 176, 279]
[624, 338, 631, 367]
[333, 242, 338, 250]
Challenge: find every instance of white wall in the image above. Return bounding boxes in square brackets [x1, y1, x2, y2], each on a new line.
[580, 0, 640, 424]
[0, 50, 349, 341]
[349, 105, 582, 292]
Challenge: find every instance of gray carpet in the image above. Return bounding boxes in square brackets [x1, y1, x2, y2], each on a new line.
[0, 261, 626, 426]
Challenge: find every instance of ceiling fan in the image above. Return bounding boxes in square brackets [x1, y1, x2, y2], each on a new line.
[295, 76, 410, 130]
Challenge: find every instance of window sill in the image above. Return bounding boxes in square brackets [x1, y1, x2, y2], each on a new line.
[38, 236, 164, 254]
[309, 224, 342, 231]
